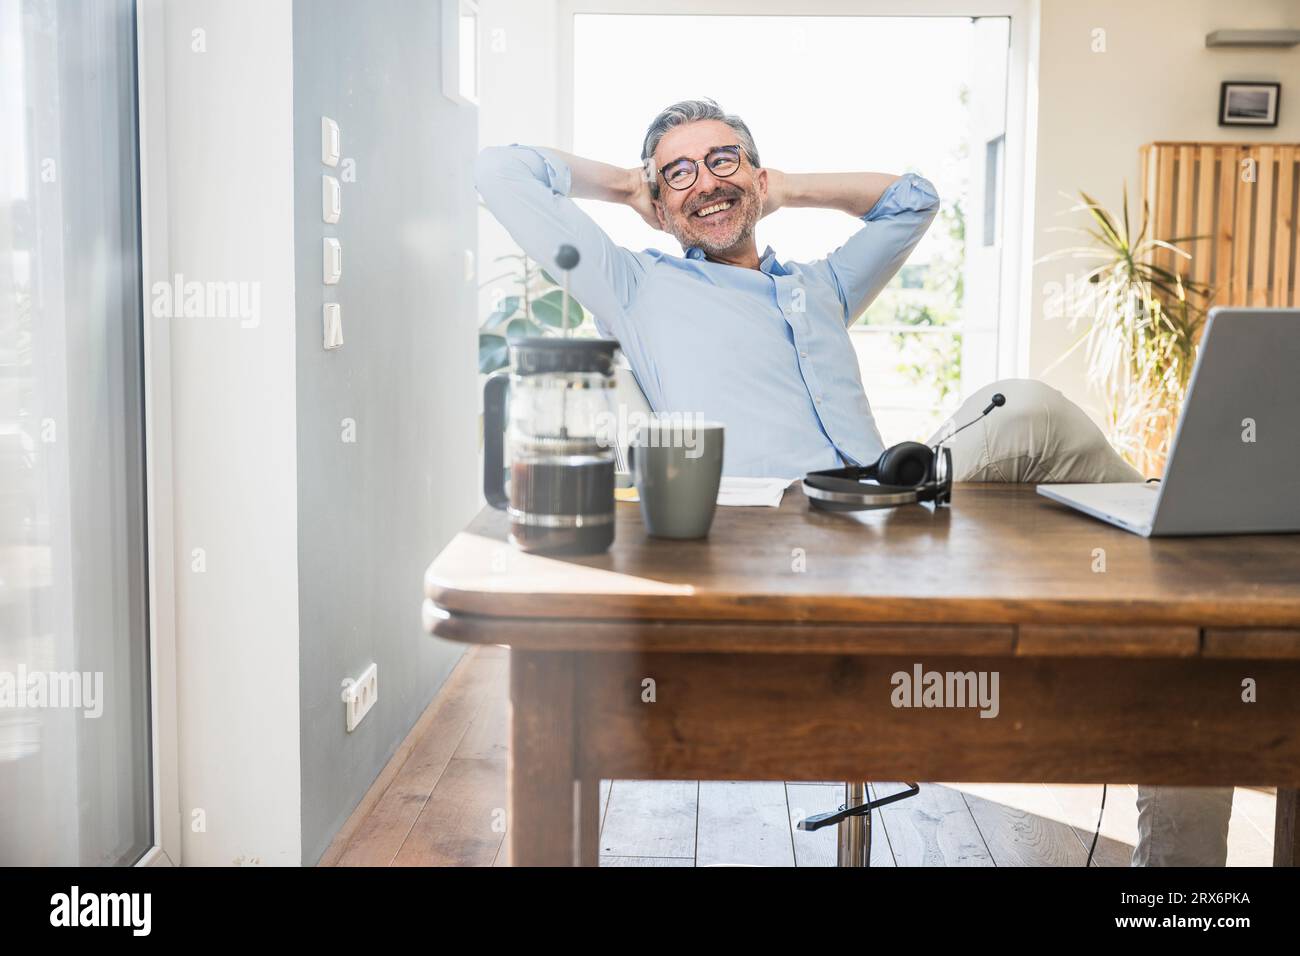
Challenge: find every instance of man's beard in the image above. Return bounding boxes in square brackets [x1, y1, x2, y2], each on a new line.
[665, 186, 761, 257]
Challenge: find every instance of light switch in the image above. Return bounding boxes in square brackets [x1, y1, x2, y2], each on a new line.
[321, 116, 340, 167]
[323, 303, 343, 350]
[463, 248, 475, 281]
[322, 174, 341, 223]
[323, 237, 342, 284]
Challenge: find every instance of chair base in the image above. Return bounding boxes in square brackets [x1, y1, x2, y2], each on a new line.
[797, 782, 922, 867]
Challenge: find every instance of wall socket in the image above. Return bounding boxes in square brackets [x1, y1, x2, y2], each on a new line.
[341, 663, 378, 732]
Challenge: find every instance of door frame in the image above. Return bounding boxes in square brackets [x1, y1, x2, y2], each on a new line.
[133, 0, 182, 867]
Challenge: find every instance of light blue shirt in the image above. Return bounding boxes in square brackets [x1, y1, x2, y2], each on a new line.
[474, 144, 940, 477]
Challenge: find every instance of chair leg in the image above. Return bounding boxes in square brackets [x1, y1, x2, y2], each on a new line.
[837, 782, 872, 867]
[799, 782, 919, 865]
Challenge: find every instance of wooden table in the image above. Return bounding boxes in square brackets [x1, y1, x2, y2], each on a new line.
[423, 484, 1300, 867]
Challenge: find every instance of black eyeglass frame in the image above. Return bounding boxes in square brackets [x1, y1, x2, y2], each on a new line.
[657, 144, 745, 191]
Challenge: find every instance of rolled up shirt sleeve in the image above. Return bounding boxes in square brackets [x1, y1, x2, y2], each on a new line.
[822, 172, 940, 326]
[474, 144, 647, 332]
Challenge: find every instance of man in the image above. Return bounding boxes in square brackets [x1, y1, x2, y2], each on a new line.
[475, 97, 1234, 865]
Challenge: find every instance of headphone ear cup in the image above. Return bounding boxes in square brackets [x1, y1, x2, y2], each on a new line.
[877, 441, 935, 487]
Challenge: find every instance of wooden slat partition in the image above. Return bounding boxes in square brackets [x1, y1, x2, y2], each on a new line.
[1277, 146, 1297, 307]
[1192, 144, 1216, 290]
[1140, 141, 1300, 308]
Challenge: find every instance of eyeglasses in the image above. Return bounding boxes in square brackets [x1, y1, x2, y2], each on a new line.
[657, 145, 743, 191]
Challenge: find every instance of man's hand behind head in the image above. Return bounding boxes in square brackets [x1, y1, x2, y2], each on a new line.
[627, 163, 662, 231]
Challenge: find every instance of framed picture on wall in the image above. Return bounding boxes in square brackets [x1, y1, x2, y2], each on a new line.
[1219, 82, 1280, 127]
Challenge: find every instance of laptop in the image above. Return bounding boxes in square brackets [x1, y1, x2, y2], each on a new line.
[1036, 307, 1300, 537]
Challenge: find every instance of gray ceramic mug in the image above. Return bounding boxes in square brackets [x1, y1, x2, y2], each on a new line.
[628, 417, 724, 539]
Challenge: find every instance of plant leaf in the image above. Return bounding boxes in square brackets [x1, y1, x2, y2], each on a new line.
[504, 317, 537, 342]
[1078, 191, 1124, 249]
[1121, 181, 1131, 246]
[531, 288, 585, 328]
[1146, 239, 1192, 259]
[478, 333, 509, 374]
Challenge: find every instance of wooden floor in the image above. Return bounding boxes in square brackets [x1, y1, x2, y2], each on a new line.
[321, 646, 1277, 867]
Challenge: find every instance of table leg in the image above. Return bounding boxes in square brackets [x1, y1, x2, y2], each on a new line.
[508, 650, 580, 866]
[1274, 788, 1299, 867]
[578, 776, 601, 868]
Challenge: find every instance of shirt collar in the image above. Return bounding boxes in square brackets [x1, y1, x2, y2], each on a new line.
[684, 243, 790, 277]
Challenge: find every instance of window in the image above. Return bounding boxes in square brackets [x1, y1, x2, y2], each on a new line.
[571, 13, 1011, 443]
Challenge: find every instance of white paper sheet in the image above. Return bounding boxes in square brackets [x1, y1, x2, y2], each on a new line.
[715, 476, 797, 507]
[615, 476, 797, 507]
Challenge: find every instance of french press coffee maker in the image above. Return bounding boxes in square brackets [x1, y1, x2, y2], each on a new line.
[482, 245, 620, 554]
[483, 337, 620, 554]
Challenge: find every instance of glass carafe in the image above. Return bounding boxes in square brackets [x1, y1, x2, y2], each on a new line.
[483, 338, 619, 554]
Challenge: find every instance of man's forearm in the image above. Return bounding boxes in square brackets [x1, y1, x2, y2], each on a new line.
[540, 148, 639, 205]
[768, 170, 901, 219]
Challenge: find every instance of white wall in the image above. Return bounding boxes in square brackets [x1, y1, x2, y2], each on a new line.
[1028, 0, 1300, 418]
[156, 0, 302, 865]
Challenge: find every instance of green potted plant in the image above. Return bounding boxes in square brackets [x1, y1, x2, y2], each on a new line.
[478, 253, 591, 374]
[1041, 184, 1211, 476]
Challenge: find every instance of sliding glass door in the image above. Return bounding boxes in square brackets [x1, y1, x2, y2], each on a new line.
[0, 0, 152, 865]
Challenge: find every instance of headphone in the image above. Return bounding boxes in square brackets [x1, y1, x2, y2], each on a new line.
[802, 394, 1006, 511]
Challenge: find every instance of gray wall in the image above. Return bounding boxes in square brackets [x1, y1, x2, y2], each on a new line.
[292, 0, 480, 864]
